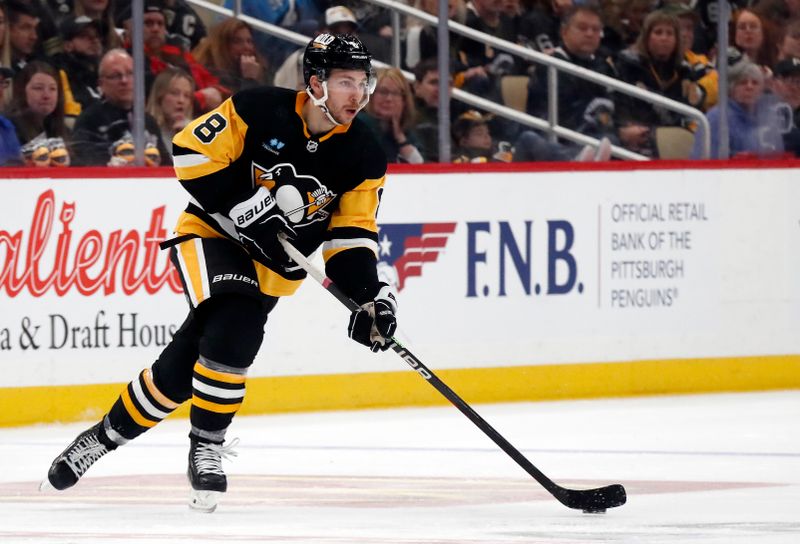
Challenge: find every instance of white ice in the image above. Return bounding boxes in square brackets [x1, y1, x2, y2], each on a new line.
[1, 391, 798, 543]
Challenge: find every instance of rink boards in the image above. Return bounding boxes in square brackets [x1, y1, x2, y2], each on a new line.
[0, 162, 798, 426]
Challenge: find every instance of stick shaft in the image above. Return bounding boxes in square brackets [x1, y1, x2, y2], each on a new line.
[278, 236, 625, 511]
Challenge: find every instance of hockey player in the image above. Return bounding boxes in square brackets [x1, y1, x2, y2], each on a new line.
[42, 34, 398, 512]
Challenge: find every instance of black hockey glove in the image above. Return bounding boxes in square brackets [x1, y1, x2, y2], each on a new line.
[229, 186, 297, 264]
[348, 283, 398, 352]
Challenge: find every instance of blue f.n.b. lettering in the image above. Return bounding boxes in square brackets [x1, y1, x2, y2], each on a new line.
[499, 221, 531, 296]
[547, 220, 577, 294]
[466, 221, 490, 297]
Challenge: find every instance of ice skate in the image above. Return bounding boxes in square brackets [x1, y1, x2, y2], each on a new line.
[41, 421, 117, 491]
[187, 437, 239, 512]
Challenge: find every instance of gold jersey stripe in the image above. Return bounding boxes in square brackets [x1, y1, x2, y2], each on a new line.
[254, 262, 303, 297]
[322, 246, 350, 262]
[328, 176, 385, 233]
[194, 362, 247, 385]
[177, 239, 207, 306]
[172, 98, 249, 180]
[174, 211, 228, 239]
[121, 387, 158, 428]
[192, 395, 242, 414]
[143, 368, 180, 410]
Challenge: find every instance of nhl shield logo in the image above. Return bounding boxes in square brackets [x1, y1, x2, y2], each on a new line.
[306, 140, 319, 153]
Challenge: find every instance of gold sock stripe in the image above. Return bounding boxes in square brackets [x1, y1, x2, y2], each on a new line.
[121, 387, 158, 428]
[194, 362, 247, 384]
[192, 395, 242, 414]
[142, 368, 180, 410]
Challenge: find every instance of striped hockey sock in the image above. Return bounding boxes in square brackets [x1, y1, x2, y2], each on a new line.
[105, 367, 180, 444]
[190, 355, 247, 443]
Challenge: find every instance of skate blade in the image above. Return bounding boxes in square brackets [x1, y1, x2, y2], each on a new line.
[189, 489, 221, 513]
[38, 478, 54, 492]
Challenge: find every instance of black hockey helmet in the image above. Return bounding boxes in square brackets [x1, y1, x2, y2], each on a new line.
[303, 33, 373, 85]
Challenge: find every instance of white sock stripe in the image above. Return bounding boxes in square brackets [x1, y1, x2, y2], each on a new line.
[192, 378, 246, 400]
[132, 377, 171, 420]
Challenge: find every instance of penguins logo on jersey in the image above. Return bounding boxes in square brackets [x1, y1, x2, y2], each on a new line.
[252, 162, 336, 227]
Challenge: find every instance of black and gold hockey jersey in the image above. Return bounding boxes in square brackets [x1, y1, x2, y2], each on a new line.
[171, 86, 388, 299]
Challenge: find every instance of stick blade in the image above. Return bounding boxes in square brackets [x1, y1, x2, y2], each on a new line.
[562, 483, 626, 512]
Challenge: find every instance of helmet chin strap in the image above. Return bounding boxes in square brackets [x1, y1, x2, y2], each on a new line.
[306, 80, 369, 128]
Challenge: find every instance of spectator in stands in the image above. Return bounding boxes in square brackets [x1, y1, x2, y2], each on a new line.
[9, 0, 60, 57]
[0, 3, 11, 66]
[0, 66, 22, 165]
[614, 10, 703, 130]
[452, 109, 515, 162]
[359, 67, 424, 163]
[70, 48, 168, 166]
[526, 5, 615, 130]
[162, 0, 207, 50]
[404, 0, 466, 70]
[669, 3, 718, 111]
[61, 0, 122, 51]
[1, 3, 13, 106]
[116, 0, 227, 113]
[193, 18, 270, 93]
[458, 0, 518, 96]
[6, 0, 40, 71]
[7, 60, 71, 166]
[733, 8, 777, 72]
[518, 0, 572, 53]
[769, 56, 800, 155]
[691, 60, 784, 158]
[411, 58, 462, 162]
[777, 18, 800, 61]
[51, 15, 103, 125]
[602, 0, 652, 51]
[222, 0, 322, 67]
[146, 66, 194, 152]
[274, 6, 358, 91]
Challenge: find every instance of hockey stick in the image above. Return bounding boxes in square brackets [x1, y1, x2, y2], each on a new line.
[278, 236, 626, 513]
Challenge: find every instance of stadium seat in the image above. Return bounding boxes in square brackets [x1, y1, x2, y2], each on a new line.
[655, 127, 695, 159]
[500, 75, 530, 113]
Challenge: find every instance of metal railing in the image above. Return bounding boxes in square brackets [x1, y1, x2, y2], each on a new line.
[184, 0, 710, 160]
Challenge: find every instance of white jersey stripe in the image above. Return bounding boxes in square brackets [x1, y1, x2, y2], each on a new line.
[323, 238, 379, 255]
[172, 153, 211, 168]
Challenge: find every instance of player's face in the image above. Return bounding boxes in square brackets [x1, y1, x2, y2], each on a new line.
[325, 69, 372, 124]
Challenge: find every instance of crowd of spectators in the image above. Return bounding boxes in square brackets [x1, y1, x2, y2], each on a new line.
[1, 0, 800, 167]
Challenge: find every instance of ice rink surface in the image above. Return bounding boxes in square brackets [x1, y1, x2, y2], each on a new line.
[0, 390, 798, 543]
